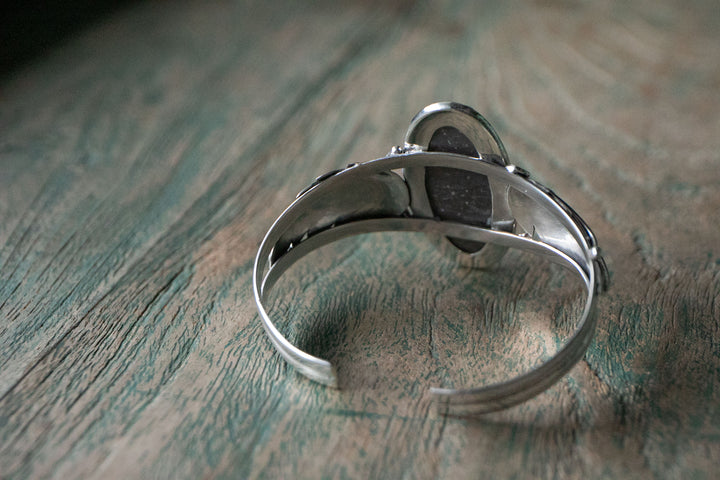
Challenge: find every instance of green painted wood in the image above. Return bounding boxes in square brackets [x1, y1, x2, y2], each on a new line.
[1, 0, 719, 478]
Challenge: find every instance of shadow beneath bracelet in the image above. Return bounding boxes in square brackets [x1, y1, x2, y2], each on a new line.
[268, 232, 585, 420]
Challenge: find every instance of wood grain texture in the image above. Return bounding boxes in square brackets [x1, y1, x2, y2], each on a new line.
[1, 0, 718, 478]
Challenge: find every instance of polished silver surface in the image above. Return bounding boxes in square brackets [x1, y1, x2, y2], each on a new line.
[253, 103, 609, 415]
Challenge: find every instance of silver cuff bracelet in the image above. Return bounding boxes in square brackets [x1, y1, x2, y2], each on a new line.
[253, 102, 609, 415]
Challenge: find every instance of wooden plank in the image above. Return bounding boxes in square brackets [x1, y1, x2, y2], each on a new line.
[0, 0, 718, 478]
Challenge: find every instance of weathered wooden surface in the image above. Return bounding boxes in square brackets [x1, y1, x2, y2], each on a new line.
[1, 0, 718, 478]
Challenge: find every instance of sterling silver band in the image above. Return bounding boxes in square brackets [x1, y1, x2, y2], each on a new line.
[253, 103, 609, 415]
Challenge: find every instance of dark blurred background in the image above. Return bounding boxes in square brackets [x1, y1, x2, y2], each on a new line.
[1, 0, 137, 74]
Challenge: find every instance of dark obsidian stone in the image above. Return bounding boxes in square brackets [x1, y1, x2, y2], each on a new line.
[426, 126, 492, 253]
